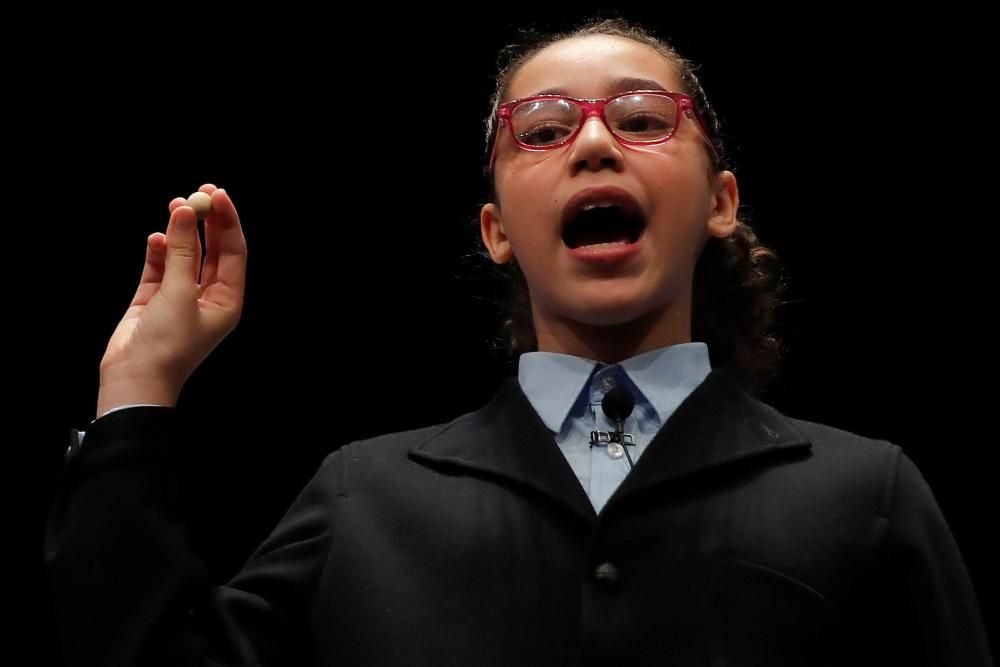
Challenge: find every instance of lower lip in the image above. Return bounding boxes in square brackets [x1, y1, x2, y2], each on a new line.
[565, 229, 645, 264]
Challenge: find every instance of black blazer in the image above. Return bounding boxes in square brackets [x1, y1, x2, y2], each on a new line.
[45, 367, 993, 666]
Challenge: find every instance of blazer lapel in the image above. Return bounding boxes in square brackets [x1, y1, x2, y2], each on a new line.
[408, 367, 812, 524]
[601, 366, 812, 517]
[408, 374, 598, 524]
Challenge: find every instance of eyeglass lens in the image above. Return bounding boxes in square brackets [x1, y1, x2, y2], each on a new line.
[511, 93, 679, 148]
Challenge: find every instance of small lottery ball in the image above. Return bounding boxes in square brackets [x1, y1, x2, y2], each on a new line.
[186, 191, 213, 219]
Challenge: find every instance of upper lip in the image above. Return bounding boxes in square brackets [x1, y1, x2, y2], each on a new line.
[561, 185, 646, 230]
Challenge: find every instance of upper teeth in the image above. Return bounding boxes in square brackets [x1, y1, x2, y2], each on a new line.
[581, 201, 621, 212]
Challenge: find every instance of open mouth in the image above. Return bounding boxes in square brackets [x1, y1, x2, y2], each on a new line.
[561, 203, 647, 249]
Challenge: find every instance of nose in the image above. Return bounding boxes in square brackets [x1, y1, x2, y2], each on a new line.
[567, 113, 625, 174]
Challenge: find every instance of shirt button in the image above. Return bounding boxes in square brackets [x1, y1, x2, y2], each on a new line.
[601, 376, 617, 391]
[607, 442, 624, 459]
[594, 561, 621, 587]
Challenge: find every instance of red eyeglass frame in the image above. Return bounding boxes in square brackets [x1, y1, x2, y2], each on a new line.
[487, 89, 720, 173]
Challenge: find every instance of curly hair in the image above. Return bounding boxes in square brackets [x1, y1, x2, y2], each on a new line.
[470, 15, 789, 398]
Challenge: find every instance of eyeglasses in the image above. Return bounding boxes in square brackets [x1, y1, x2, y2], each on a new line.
[487, 90, 719, 172]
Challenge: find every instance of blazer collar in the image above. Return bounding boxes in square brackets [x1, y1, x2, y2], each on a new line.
[408, 367, 811, 525]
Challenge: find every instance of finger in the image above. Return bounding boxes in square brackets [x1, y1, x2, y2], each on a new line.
[169, 192, 206, 283]
[199, 189, 247, 305]
[161, 205, 203, 297]
[168, 196, 203, 283]
[130, 233, 168, 306]
[168, 197, 187, 214]
[138, 232, 167, 285]
[172, 192, 205, 280]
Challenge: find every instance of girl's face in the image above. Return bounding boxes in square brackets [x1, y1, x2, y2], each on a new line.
[480, 34, 739, 359]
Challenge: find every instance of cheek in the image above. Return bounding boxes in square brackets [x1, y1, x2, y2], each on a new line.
[501, 161, 562, 209]
[504, 217, 552, 266]
[648, 169, 712, 231]
[498, 178, 562, 250]
[645, 212, 709, 271]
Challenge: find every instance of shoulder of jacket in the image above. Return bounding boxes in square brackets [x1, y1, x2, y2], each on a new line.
[783, 413, 903, 489]
[336, 407, 478, 459]
[784, 415, 896, 452]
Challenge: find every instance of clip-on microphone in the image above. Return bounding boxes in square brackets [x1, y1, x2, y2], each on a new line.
[589, 386, 637, 469]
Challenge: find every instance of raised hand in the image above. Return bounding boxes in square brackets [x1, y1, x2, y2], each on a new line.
[96, 183, 248, 417]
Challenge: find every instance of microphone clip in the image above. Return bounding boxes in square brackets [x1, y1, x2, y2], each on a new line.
[589, 430, 636, 447]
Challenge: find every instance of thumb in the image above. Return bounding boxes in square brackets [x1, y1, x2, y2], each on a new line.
[162, 205, 201, 296]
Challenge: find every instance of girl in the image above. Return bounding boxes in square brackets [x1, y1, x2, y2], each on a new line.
[46, 16, 991, 666]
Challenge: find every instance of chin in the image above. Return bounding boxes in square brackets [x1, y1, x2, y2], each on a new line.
[559, 296, 664, 328]
[534, 279, 684, 328]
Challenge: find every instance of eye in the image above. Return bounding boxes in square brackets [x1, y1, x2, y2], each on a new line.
[518, 123, 573, 147]
[617, 113, 672, 136]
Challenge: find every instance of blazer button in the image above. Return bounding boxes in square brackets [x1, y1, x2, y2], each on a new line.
[593, 561, 621, 587]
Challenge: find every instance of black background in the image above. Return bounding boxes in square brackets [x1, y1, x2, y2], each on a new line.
[16, 8, 995, 664]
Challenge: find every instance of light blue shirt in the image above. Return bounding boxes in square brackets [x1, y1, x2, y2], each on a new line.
[516, 341, 712, 514]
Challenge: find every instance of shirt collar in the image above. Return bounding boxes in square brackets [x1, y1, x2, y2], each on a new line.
[516, 341, 713, 433]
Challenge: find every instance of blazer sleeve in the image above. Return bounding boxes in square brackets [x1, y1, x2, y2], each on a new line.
[871, 447, 994, 666]
[44, 406, 341, 667]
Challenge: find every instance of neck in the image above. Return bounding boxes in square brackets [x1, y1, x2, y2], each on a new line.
[531, 295, 693, 364]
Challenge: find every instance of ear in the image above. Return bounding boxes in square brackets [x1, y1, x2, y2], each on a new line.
[480, 202, 513, 263]
[705, 170, 739, 239]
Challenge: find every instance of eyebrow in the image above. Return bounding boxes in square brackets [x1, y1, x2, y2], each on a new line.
[529, 76, 668, 98]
